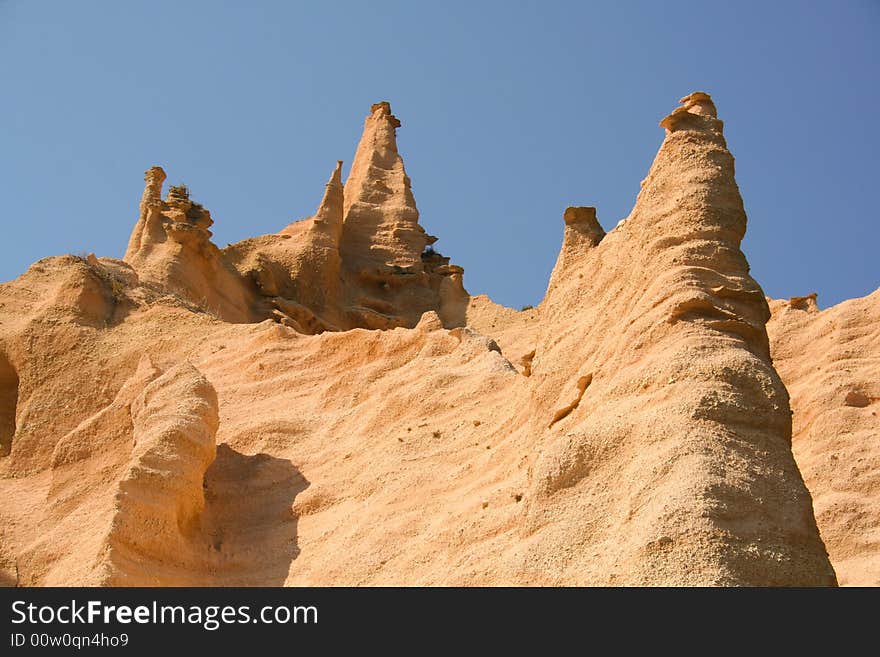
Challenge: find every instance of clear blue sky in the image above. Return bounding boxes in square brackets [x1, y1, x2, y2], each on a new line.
[2, 1, 877, 309]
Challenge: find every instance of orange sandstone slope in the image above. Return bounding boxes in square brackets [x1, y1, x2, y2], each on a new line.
[0, 94, 842, 585]
[767, 291, 880, 585]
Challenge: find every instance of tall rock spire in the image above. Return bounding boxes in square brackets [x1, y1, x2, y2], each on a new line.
[340, 102, 431, 272]
[524, 92, 836, 585]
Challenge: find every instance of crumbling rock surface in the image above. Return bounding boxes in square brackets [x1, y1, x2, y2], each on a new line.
[98, 362, 220, 586]
[1, 92, 869, 586]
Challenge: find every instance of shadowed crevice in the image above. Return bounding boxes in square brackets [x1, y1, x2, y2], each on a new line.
[202, 444, 309, 586]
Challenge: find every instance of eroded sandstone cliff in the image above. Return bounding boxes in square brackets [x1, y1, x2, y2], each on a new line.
[1, 94, 873, 586]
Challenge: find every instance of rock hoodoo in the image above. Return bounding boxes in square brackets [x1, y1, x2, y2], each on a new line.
[340, 101, 432, 272]
[124, 168, 257, 323]
[545, 206, 605, 296]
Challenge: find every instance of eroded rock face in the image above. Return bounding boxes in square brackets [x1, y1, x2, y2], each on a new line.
[767, 290, 880, 585]
[333, 102, 467, 330]
[20, 358, 304, 586]
[0, 92, 861, 586]
[20, 358, 218, 585]
[545, 206, 605, 297]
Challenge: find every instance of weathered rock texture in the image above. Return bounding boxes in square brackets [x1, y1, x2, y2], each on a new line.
[223, 162, 347, 333]
[767, 290, 880, 585]
[0, 93, 868, 586]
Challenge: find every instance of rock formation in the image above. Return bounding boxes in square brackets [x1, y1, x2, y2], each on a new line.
[545, 206, 605, 297]
[224, 162, 347, 332]
[767, 289, 880, 585]
[99, 362, 219, 585]
[34, 358, 219, 585]
[124, 169, 258, 323]
[522, 92, 832, 584]
[335, 101, 466, 330]
[1, 93, 873, 586]
[340, 101, 431, 271]
[224, 103, 467, 333]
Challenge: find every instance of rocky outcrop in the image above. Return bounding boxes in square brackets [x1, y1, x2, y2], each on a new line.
[19, 359, 218, 585]
[0, 255, 154, 475]
[545, 206, 605, 297]
[124, 169, 257, 323]
[767, 289, 880, 585]
[15, 352, 307, 586]
[224, 162, 346, 332]
[336, 102, 465, 329]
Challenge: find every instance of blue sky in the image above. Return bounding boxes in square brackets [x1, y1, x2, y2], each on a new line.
[1, 1, 877, 309]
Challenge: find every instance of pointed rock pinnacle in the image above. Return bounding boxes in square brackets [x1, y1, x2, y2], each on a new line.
[340, 102, 428, 271]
